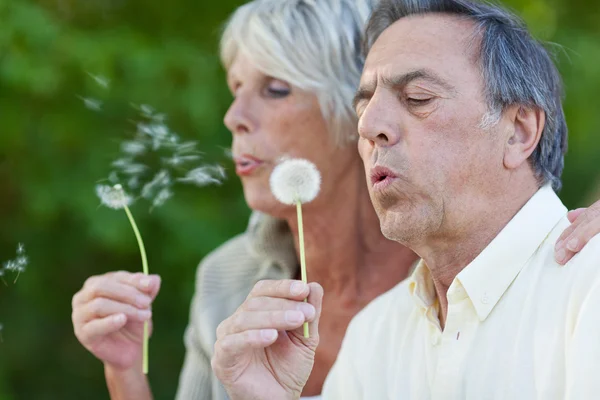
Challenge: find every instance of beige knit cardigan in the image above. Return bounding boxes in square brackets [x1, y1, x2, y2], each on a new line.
[175, 212, 298, 400]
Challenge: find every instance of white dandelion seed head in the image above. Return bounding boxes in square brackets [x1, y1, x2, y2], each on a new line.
[269, 158, 321, 205]
[16, 243, 25, 255]
[96, 184, 132, 209]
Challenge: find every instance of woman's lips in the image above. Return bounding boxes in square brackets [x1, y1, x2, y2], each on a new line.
[370, 166, 398, 192]
[234, 154, 265, 176]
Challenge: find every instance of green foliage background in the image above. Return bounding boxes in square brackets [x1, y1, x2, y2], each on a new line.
[0, 0, 598, 398]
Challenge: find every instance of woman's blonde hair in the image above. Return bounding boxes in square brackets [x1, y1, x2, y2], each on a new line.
[220, 0, 375, 145]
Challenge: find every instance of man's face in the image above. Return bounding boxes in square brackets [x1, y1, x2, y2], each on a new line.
[355, 14, 506, 245]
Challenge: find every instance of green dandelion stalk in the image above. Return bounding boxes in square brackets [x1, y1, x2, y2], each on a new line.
[122, 204, 150, 374]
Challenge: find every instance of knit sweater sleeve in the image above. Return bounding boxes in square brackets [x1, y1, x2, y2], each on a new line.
[175, 227, 295, 400]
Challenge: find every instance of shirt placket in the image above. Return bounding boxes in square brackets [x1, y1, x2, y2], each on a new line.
[431, 283, 474, 400]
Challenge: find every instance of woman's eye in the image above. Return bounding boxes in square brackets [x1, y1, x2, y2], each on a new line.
[266, 86, 291, 98]
[265, 79, 291, 98]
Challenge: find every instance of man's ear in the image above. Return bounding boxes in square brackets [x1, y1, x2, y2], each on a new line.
[503, 105, 545, 170]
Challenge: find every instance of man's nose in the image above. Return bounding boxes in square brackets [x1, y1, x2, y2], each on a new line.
[357, 92, 402, 148]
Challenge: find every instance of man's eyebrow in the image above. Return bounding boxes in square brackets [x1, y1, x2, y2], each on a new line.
[352, 69, 455, 110]
[382, 69, 454, 92]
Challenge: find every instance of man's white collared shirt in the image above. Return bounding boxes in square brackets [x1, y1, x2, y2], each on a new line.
[323, 186, 600, 399]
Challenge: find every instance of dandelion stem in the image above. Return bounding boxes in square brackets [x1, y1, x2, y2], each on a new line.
[296, 200, 309, 339]
[122, 204, 150, 374]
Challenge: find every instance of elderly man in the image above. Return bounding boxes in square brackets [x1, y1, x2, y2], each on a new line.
[212, 0, 600, 399]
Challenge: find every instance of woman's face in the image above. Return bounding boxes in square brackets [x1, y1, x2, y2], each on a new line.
[224, 52, 359, 217]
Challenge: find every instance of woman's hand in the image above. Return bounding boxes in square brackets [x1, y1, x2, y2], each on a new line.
[212, 279, 323, 400]
[71, 271, 161, 371]
[555, 201, 600, 265]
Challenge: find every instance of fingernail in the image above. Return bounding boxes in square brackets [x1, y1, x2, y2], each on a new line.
[139, 310, 152, 320]
[567, 238, 579, 252]
[298, 303, 316, 320]
[290, 282, 306, 296]
[285, 310, 304, 324]
[261, 329, 277, 341]
[555, 249, 566, 264]
[140, 277, 151, 289]
[555, 240, 563, 251]
[113, 314, 126, 324]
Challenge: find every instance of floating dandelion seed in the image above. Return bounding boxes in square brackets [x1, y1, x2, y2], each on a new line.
[79, 96, 103, 111]
[151, 188, 173, 210]
[108, 171, 120, 184]
[87, 72, 110, 89]
[121, 141, 146, 156]
[269, 158, 321, 339]
[127, 176, 141, 189]
[121, 164, 148, 176]
[163, 154, 201, 167]
[140, 104, 154, 116]
[141, 170, 171, 199]
[1, 243, 28, 284]
[177, 166, 225, 187]
[111, 158, 133, 169]
[221, 147, 233, 160]
[176, 142, 202, 155]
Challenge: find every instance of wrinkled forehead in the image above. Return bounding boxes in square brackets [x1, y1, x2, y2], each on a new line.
[362, 13, 481, 83]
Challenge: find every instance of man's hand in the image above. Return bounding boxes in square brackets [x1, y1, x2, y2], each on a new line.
[212, 279, 323, 400]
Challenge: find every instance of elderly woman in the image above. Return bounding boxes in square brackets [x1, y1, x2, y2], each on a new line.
[71, 0, 600, 399]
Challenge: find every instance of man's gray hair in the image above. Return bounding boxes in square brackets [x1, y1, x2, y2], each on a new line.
[221, 0, 376, 145]
[364, 0, 568, 190]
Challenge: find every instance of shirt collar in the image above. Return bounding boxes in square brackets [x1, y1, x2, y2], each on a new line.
[409, 185, 567, 321]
